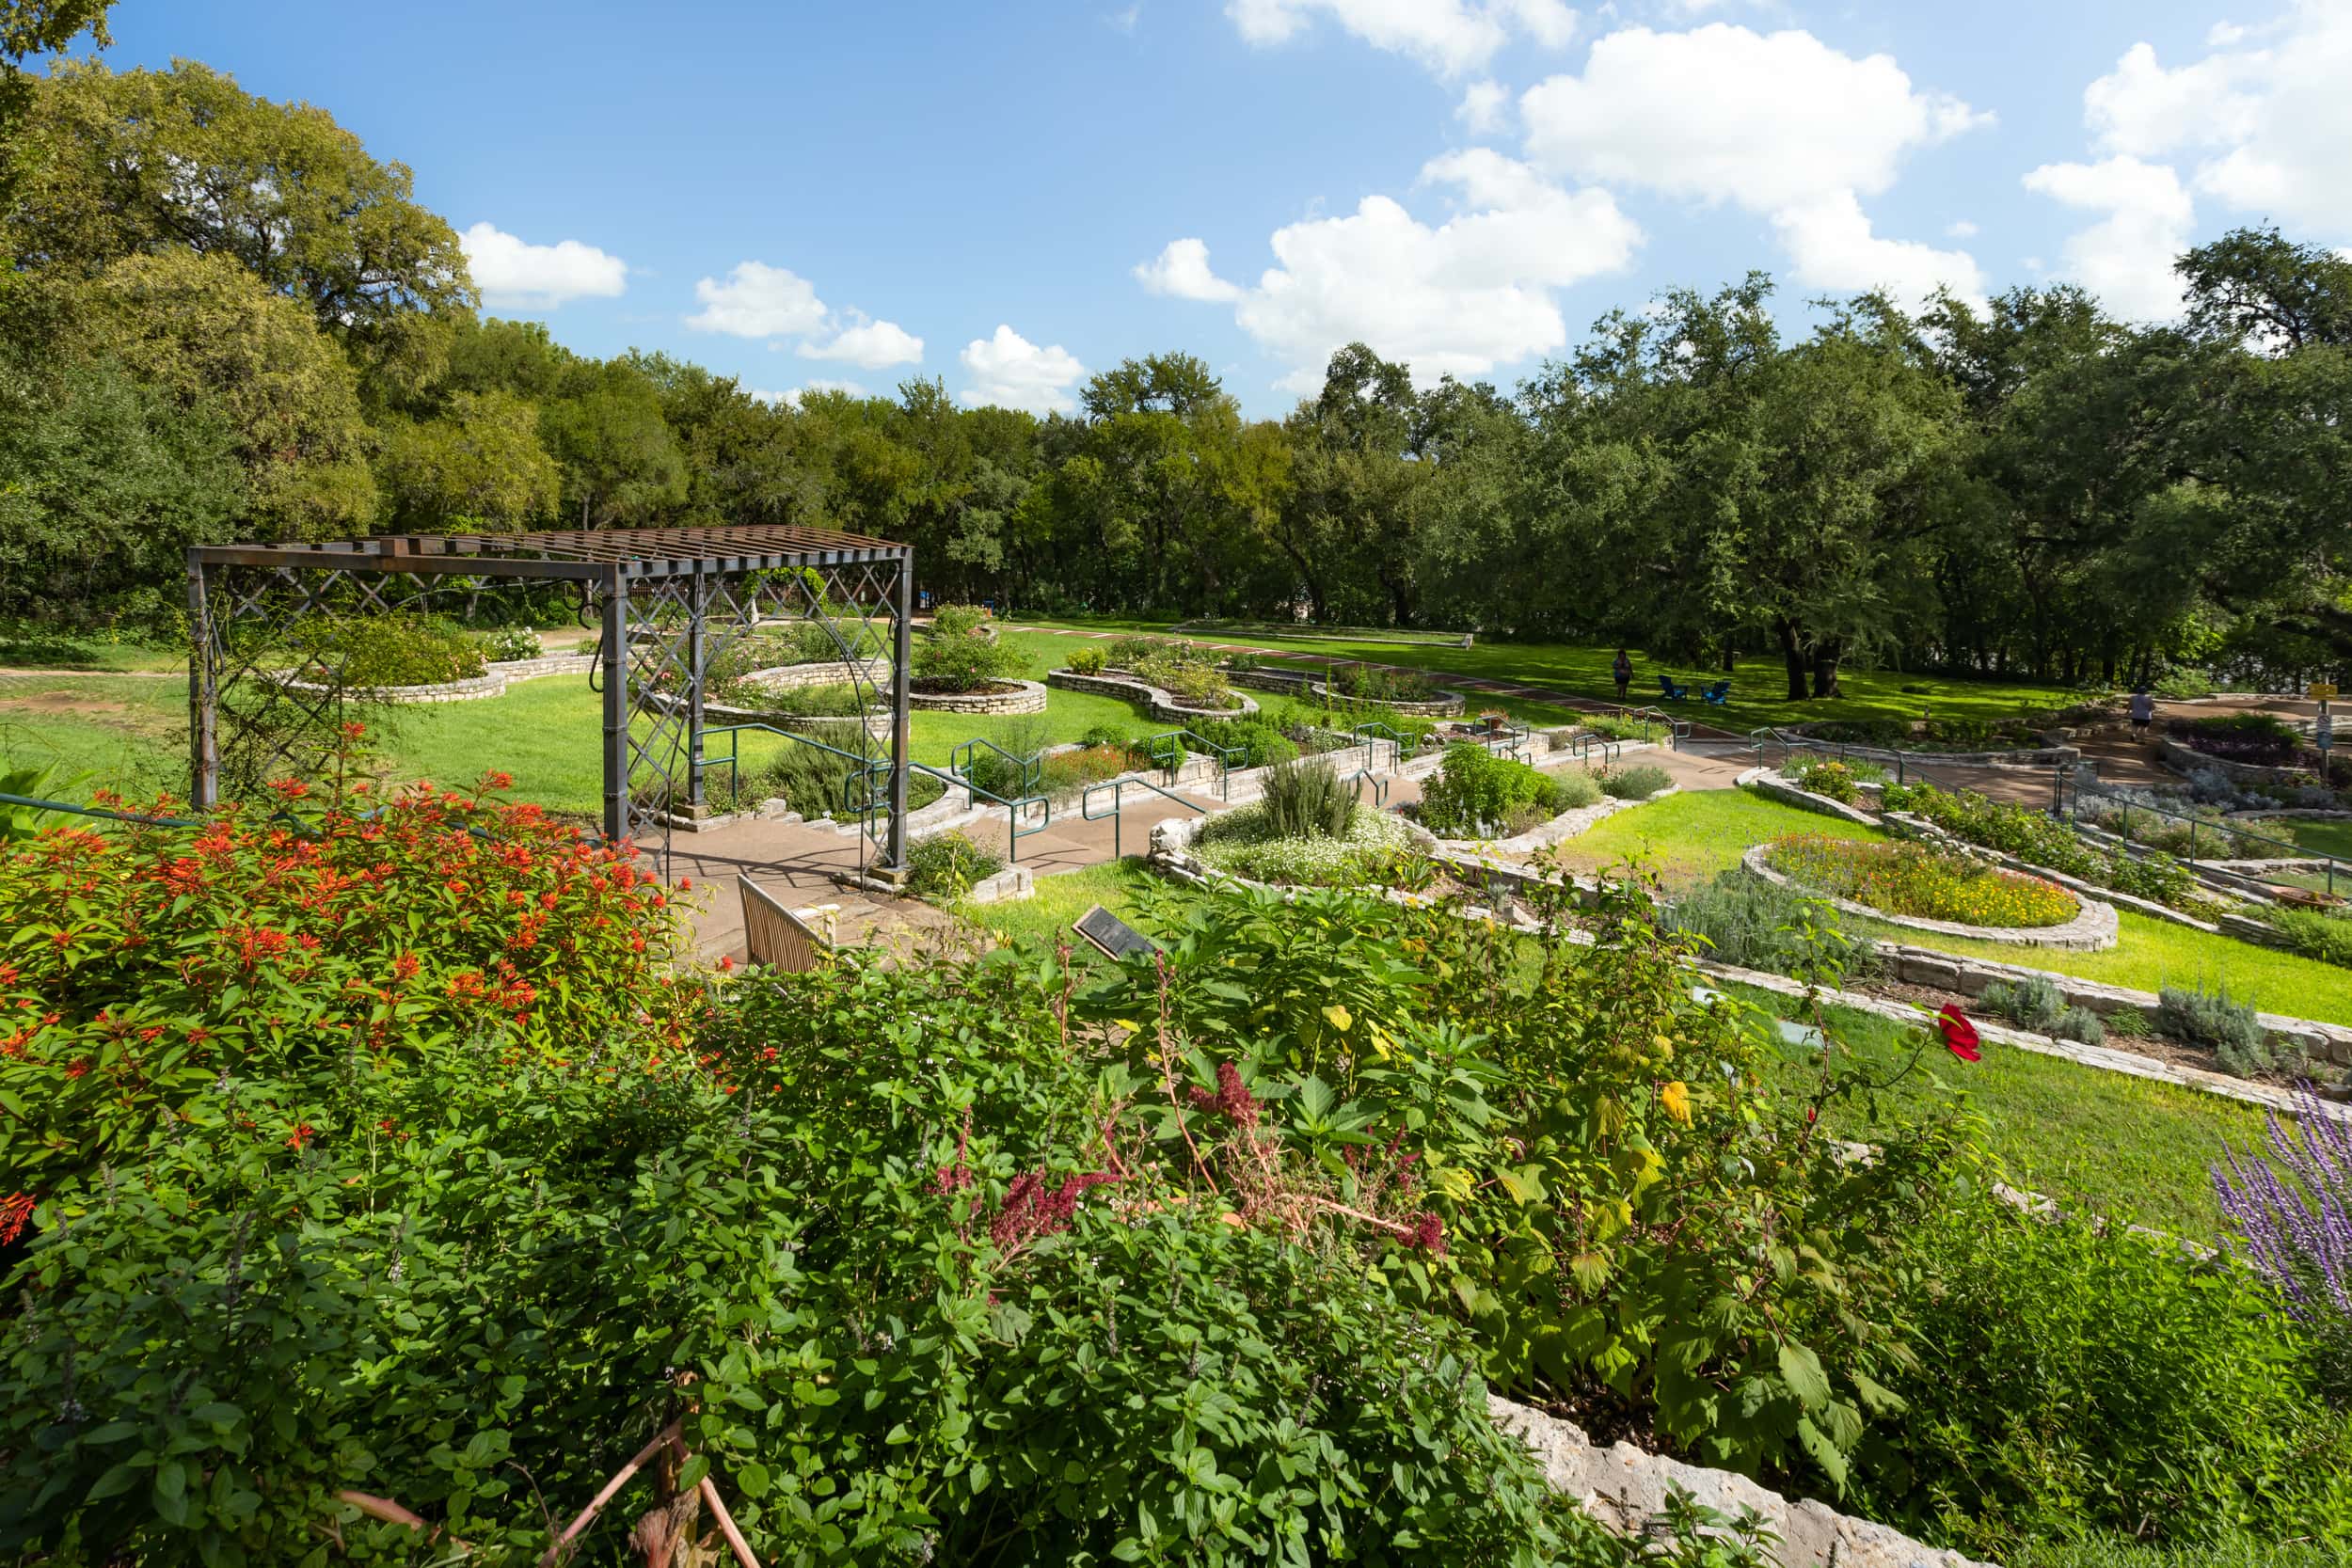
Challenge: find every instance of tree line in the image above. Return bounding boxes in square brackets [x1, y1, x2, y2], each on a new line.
[3, 57, 2347, 700]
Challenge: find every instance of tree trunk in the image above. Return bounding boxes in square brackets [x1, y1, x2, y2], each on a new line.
[1810, 638, 1843, 699]
[1774, 619, 1809, 702]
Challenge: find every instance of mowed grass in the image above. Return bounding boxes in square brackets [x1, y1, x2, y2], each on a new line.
[0, 673, 188, 796]
[2272, 816, 2352, 862]
[954, 857, 1162, 964]
[1012, 616, 2079, 731]
[1728, 984, 2270, 1242]
[1549, 786, 1884, 887]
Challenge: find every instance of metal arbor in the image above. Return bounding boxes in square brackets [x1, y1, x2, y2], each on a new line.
[186, 525, 915, 873]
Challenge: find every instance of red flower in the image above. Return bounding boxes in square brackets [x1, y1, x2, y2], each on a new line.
[1936, 1005, 1982, 1063]
[286, 1123, 316, 1149]
[0, 1192, 32, 1245]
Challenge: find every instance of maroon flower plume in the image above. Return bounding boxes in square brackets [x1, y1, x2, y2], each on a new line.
[1186, 1060, 1260, 1130]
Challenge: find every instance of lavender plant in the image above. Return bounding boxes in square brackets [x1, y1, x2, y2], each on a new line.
[2214, 1086, 2352, 1397]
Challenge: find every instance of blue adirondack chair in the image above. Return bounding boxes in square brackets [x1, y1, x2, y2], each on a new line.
[1657, 673, 1690, 701]
[1700, 680, 1732, 705]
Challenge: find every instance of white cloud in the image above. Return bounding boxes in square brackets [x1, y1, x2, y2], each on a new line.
[799, 316, 925, 369]
[2022, 156, 2194, 321]
[1152, 148, 1639, 392]
[1518, 24, 1989, 209]
[2078, 6, 2352, 233]
[1769, 192, 1985, 309]
[686, 261, 830, 338]
[959, 326, 1086, 414]
[1226, 0, 1574, 78]
[1456, 78, 1511, 134]
[2207, 21, 2249, 47]
[1946, 218, 1979, 239]
[752, 381, 869, 408]
[459, 223, 628, 309]
[1516, 24, 1986, 309]
[1134, 238, 1245, 303]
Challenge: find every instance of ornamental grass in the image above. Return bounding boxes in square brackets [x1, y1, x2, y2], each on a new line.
[1766, 832, 2078, 928]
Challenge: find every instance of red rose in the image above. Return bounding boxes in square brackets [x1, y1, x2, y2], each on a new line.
[1936, 1005, 1982, 1062]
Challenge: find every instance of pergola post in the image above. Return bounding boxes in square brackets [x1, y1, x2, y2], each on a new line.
[187, 559, 218, 810]
[600, 565, 630, 845]
[886, 552, 913, 871]
[687, 566, 707, 812]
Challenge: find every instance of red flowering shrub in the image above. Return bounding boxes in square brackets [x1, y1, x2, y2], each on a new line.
[0, 755, 691, 1206]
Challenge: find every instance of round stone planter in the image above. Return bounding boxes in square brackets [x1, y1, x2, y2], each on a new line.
[703, 699, 892, 743]
[1046, 668, 1258, 725]
[907, 678, 1048, 716]
[732, 656, 892, 693]
[1741, 843, 2119, 950]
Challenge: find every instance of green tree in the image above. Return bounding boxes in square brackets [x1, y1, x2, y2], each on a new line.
[373, 389, 561, 533]
[538, 358, 687, 529]
[0, 0, 108, 135]
[4, 59, 472, 394]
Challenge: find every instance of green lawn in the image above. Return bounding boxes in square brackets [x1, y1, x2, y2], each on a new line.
[2272, 816, 2352, 862]
[1549, 786, 1884, 887]
[0, 625, 184, 673]
[1732, 984, 2268, 1241]
[955, 857, 1160, 963]
[0, 673, 188, 796]
[1858, 910, 2352, 1029]
[1012, 616, 2080, 731]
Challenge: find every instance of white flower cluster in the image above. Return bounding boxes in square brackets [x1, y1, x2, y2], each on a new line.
[1195, 802, 1420, 887]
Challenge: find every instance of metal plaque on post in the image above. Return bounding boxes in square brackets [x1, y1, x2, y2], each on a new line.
[1072, 904, 1157, 960]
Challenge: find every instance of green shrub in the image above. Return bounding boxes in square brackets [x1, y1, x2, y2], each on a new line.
[1134, 650, 1234, 707]
[904, 829, 1002, 897]
[1037, 744, 1127, 796]
[912, 605, 1021, 692]
[2263, 904, 2352, 970]
[289, 611, 486, 689]
[1661, 869, 1875, 985]
[479, 626, 542, 661]
[1191, 796, 1419, 886]
[1981, 976, 2068, 1033]
[1063, 642, 1108, 675]
[1190, 714, 1298, 770]
[1852, 1200, 2352, 1557]
[1417, 744, 1572, 837]
[758, 681, 868, 718]
[2055, 1005, 2107, 1046]
[1104, 633, 1165, 667]
[1078, 721, 1129, 750]
[732, 744, 945, 820]
[1327, 662, 1443, 705]
[1258, 756, 1357, 840]
[2157, 987, 2290, 1077]
[1879, 783, 2203, 912]
[1598, 763, 1672, 801]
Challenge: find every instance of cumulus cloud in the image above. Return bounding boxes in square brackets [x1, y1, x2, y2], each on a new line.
[1135, 238, 1245, 303]
[750, 381, 869, 408]
[686, 261, 830, 338]
[1515, 24, 1987, 309]
[2022, 156, 2195, 321]
[799, 316, 925, 369]
[1143, 148, 1640, 392]
[2076, 5, 2352, 234]
[1456, 78, 1511, 134]
[460, 223, 628, 309]
[960, 326, 1087, 414]
[1946, 218, 1979, 238]
[1225, 0, 1574, 78]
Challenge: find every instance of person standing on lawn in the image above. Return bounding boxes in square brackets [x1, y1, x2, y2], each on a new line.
[1613, 648, 1633, 702]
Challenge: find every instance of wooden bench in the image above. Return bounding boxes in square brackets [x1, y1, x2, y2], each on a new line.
[737, 874, 839, 973]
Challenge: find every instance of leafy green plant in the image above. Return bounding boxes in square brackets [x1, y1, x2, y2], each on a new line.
[1768, 834, 2081, 928]
[1981, 976, 2068, 1033]
[1258, 755, 1358, 840]
[1062, 642, 1108, 675]
[1661, 868, 1876, 985]
[1851, 1199, 2352, 1556]
[1189, 713, 1299, 770]
[1877, 784, 2204, 912]
[1192, 797, 1416, 885]
[1078, 720, 1128, 750]
[287, 611, 486, 689]
[1417, 744, 1574, 837]
[1597, 763, 1672, 801]
[2055, 1005, 2107, 1046]
[1134, 650, 1235, 707]
[755, 680, 869, 718]
[912, 604, 1021, 692]
[2157, 986, 2290, 1077]
[1036, 743, 1128, 795]
[904, 829, 1002, 896]
[2261, 904, 2352, 970]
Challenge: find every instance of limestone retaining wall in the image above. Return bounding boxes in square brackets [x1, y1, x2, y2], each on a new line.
[1743, 842, 2120, 950]
[278, 653, 596, 705]
[907, 678, 1048, 715]
[1046, 668, 1259, 725]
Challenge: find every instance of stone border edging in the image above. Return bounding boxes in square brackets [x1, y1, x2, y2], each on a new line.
[1225, 665, 1467, 717]
[1740, 767, 1880, 826]
[907, 678, 1048, 715]
[1742, 842, 2120, 950]
[732, 656, 893, 693]
[1046, 667, 1259, 724]
[1490, 1397, 1992, 1568]
[1422, 785, 1679, 862]
[278, 653, 596, 705]
[1883, 813, 2225, 935]
[2160, 732, 2317, 784]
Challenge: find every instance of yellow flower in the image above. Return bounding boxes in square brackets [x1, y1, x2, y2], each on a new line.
[1323, 1004, 1354, 1032]
[1660, 1080, 1692, 1126]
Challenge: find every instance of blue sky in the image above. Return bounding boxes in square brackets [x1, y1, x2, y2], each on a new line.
[100, 0, 2350, 418]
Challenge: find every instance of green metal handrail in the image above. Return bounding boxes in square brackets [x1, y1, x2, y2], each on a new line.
[949, 736, 1042, 799]
[1570, 733, 1621, 767]
[697, 722, 880, 805]
[851, 756, 1052, 865]
[1148, 728, 1246, 800]
[1081, 775, 1206, 862]
[2075, 788, 2345, 898]
[1337, 768, 1391, 809]
[1349, 721, 1405, 773]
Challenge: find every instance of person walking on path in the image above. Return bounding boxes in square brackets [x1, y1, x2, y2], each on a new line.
[2128, 689, 2156, 747]
[1613, 648, 1633, 702]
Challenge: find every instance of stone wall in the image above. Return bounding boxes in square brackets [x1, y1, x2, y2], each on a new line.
[907, 678, 1048, 715]
[2159, 732, 2312, 784]
[278, 653, 596, 705]
[735, 656, 892, 693]
[1742, 767, 1882, 827]
[1489, 1397, 1993, 1568]
[1045, 668, 1260, 724]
